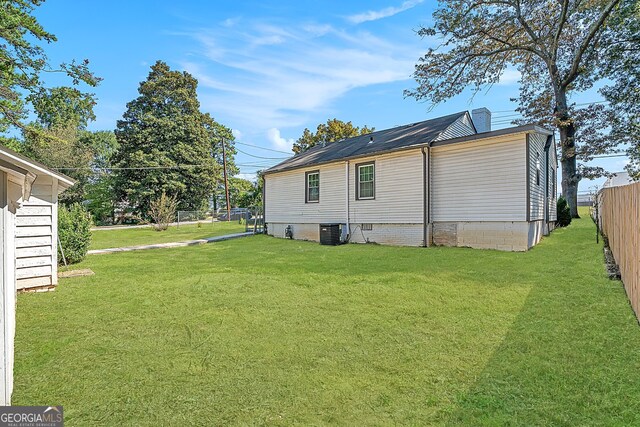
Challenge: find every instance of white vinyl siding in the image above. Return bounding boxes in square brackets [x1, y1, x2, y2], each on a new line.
[1, 171, 17, 405]
[528, 133, 547, 221]
[266, 149, 424, 225]
[348, 150, 423, 224]
[14, 176, 59, 289]
[434, 113, 476, 141]
[266, 162, 345, 224]
[431, 135, 527, 221]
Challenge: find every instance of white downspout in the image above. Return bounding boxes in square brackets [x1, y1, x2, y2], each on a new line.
[345, 160, 350, 241]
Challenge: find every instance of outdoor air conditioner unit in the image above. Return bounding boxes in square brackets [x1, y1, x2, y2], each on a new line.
[319, 223, 342, 245]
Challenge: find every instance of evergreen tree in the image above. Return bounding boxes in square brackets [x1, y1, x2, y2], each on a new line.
[113, 61, 223, 216]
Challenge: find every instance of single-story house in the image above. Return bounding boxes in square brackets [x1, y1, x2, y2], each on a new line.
[263, 108, 557, 251]
[1, 145, 73, 404]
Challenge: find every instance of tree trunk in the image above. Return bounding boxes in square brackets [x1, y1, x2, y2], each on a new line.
[555, 88, 581, 218]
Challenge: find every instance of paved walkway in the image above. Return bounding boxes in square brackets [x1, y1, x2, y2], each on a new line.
[88, 232, 254, 255]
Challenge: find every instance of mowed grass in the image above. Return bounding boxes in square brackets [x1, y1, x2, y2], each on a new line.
[13, 210, 640, 425]
[90, 221, 246, 250]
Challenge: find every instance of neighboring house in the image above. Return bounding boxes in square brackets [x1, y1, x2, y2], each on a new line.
[1, 146, 73, 404]
[602, 172, 633, 188]
[263, 108, 557, 251]
[577, 193, 594, 207]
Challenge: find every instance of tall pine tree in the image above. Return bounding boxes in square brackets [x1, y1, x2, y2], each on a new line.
[113, 61, 225, 216]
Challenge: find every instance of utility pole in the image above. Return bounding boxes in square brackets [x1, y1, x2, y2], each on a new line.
[222, 137, 231, 222]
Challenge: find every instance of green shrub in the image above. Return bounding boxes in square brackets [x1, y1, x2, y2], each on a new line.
[556, 196, 572, 227]
[148, 192, 177, 231]
[58, 203, 92, 264]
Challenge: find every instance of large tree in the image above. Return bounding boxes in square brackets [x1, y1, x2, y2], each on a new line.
[407, 0, 638, 217]
[22, 86, 98, 204]
[292, 118, 374, 153]
[113, 61, 224, 216]
[599, 2, 640, 179]
[0, 0, 99, 133]
[82, 130, 119, 223]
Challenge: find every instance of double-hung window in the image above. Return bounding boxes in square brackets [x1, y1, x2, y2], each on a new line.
[306, 171, 319, 203]
[357, 162, 375, 200]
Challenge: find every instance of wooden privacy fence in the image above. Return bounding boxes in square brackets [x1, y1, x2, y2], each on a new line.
[597, 181, 640, 321]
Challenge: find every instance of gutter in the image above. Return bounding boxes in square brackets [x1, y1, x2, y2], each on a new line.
[543, 135, 552, 227]
[262, 174, 266, 234]
[421, 147, 428, 247]
[345, 160, 350, 241]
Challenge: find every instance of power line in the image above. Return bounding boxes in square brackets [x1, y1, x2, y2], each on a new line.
[590, 154, 627, 158]
[55, 165, 215, 171]
[488, 100, 610, 115]
[235, 141, 291, 155]
[235, 147, 289, 160]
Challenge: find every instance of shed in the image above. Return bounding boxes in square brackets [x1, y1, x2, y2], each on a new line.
[1, 145, 73, 404]
[0, 147, 74, 291]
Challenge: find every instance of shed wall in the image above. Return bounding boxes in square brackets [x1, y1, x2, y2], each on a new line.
[1, 171, 16, 405]
[15, 176, 58, 289]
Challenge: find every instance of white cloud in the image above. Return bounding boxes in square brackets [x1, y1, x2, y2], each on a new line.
[347, 0, 424, 24]
[497, 68, 521, 86]
[232, 129, 243, 140]
[222, 17, 240, 28]
[235, 172, 258, 182]
[180, 23, 419, 130]
[615, 158, 630, 168]
[267, 128, 295, 151]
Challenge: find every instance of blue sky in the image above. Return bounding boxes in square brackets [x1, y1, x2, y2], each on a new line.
[35, 0, 625, 191]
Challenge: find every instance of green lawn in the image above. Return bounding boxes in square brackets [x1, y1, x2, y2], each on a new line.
[89, 221, 247, 250]
[13, 212, 640, 425]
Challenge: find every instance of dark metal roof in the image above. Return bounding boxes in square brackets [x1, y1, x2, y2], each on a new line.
[265, 111, 467, 174]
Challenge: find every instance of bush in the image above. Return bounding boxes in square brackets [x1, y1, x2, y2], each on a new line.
[148, 192, 177, 231]
[556, 196, 572, 227]
[58, 203, 92, 264]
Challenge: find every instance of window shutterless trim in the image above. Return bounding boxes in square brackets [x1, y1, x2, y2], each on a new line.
[355, 161, 375, 200]
[305, 170, 320, 203]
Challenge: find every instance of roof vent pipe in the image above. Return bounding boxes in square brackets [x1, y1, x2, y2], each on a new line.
[368, 136, 374, 144]
[472, 107, 492, 133]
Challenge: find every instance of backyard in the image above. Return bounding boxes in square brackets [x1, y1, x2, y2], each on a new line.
[90, 220, 247, 250]
[12, 213, 640, 425]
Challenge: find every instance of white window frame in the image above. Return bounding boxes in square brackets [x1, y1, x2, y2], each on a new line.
[305, 171, 319, 203]
[356, 162, 375, 200]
